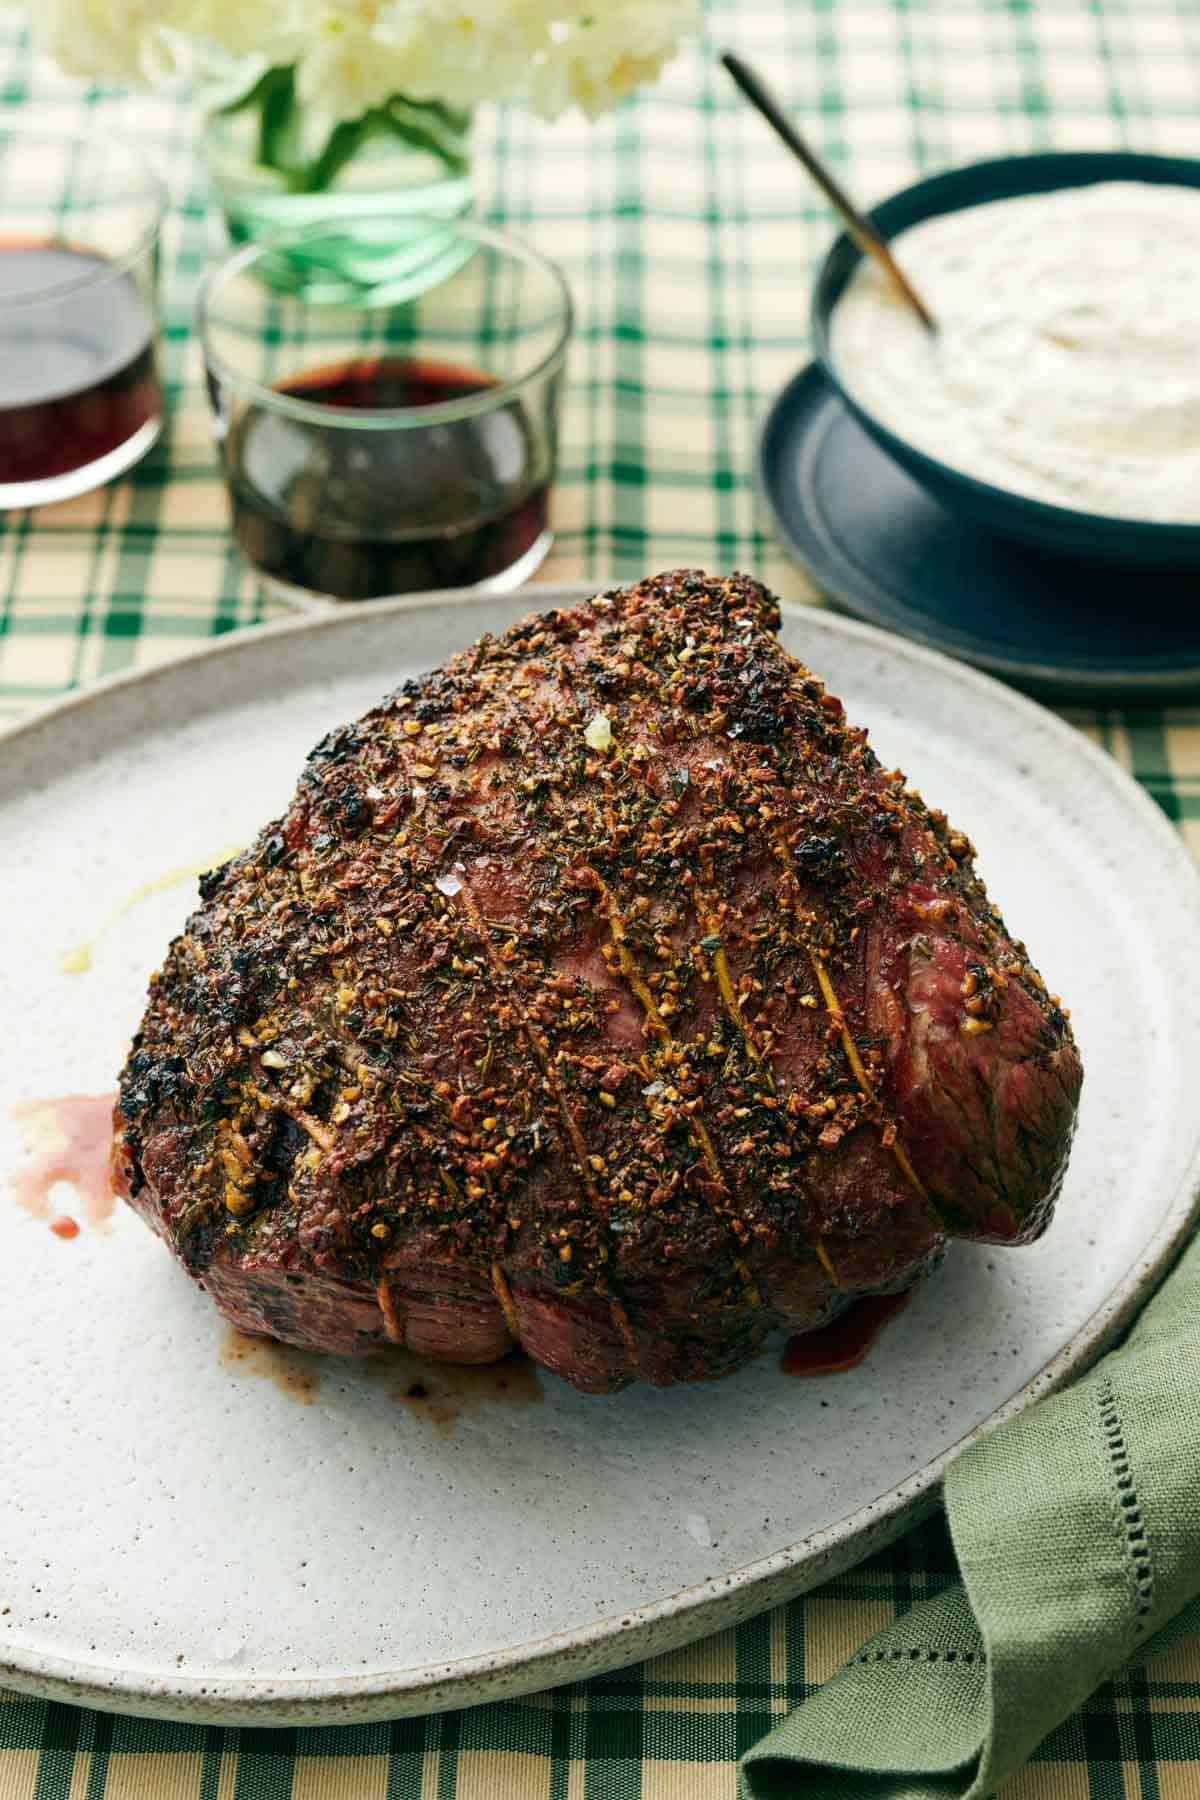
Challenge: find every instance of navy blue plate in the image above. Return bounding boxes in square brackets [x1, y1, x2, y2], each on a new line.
[758, 363, 1200, 700]
[812, 150, 1200, 568]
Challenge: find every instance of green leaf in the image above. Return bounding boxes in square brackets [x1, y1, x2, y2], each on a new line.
[209, 60, 277, 118]
[291, 114, 374, 194]
[215, 69, 471, 193]
[258, 66, 301, 173]
[383, 96, 472, 175]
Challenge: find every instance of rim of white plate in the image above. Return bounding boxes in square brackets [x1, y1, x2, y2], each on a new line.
[2, 581, 1198, 1722]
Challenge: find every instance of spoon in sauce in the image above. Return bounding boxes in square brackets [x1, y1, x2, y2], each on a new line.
[721, 50, 938, 336]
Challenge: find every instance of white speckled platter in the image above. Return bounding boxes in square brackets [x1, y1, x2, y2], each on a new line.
[2, 585, 1198, 1726]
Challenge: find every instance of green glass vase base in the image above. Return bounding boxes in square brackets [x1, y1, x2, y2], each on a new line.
[248, 218, 478, 305]
[203, 103, 474, 302]
[215, 172, 474, 244]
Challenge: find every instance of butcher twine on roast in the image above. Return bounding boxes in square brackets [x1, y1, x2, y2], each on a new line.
[112, 571, 1082, 1392]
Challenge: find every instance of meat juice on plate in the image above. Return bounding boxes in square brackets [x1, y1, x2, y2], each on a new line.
[224, 356, 549, 600]
[781, 1288, 916, 1376]
[0, 242, 161, 486]
[9, 1093, 117, 1235]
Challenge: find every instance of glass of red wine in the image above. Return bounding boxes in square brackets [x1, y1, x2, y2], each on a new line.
[0, 127, 165, 508]
[197, 216, 574, 605]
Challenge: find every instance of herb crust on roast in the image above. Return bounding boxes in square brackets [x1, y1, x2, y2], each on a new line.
[113, 571, 1082, 1391]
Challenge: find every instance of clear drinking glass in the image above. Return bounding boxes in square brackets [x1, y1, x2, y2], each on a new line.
[197, 216, 574, 606]
[0, 127, 165, 508]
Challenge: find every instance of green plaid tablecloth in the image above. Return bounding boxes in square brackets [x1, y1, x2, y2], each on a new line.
[3, 5, 1200, 1796]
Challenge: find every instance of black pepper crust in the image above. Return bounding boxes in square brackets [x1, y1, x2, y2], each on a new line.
[113, 570, 1082, 1391]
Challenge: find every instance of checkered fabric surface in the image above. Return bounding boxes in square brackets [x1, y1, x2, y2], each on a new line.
[2, 4, 1199, 1795]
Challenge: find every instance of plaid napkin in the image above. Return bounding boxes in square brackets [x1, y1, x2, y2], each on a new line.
[741, 1231, 1200, 1799]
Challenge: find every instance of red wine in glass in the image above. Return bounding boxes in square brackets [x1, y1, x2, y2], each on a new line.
[223, 357, 551, 600]
[0, 242, 161, 493]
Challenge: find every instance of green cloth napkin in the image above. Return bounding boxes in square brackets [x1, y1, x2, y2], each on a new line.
[740, 1229, 1200, 1800]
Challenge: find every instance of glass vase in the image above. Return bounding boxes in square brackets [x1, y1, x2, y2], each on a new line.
[202, 66, 474, 266]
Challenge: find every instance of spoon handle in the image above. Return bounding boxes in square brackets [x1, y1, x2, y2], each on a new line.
[721, 50, 937, 335]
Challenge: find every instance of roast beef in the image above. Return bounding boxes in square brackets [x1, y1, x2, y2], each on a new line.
[112, 571, 1082, 1391]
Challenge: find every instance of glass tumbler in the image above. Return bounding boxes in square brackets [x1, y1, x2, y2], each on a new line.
[197, 216, 574, 606]
[0, 127, 165, 508]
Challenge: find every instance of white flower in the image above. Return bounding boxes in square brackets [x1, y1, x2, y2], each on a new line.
[34, 0, 187, 82]
[530, 2, 697, 121]
[376, 3, 536, 112]
[295, 10, 411, 124]
[182, 0, 317, 64]
[29, 0, 700, 121]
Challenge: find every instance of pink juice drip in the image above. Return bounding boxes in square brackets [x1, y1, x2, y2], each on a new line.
[10, 1093, 119, 1228]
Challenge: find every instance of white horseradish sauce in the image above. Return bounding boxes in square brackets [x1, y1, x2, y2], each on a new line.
[829, 181, 1200, 523]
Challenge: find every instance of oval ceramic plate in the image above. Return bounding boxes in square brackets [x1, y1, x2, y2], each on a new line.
[1, 585, 1198, 1726]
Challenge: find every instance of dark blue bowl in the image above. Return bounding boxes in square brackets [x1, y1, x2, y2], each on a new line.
[811, 151, 1200, 568]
